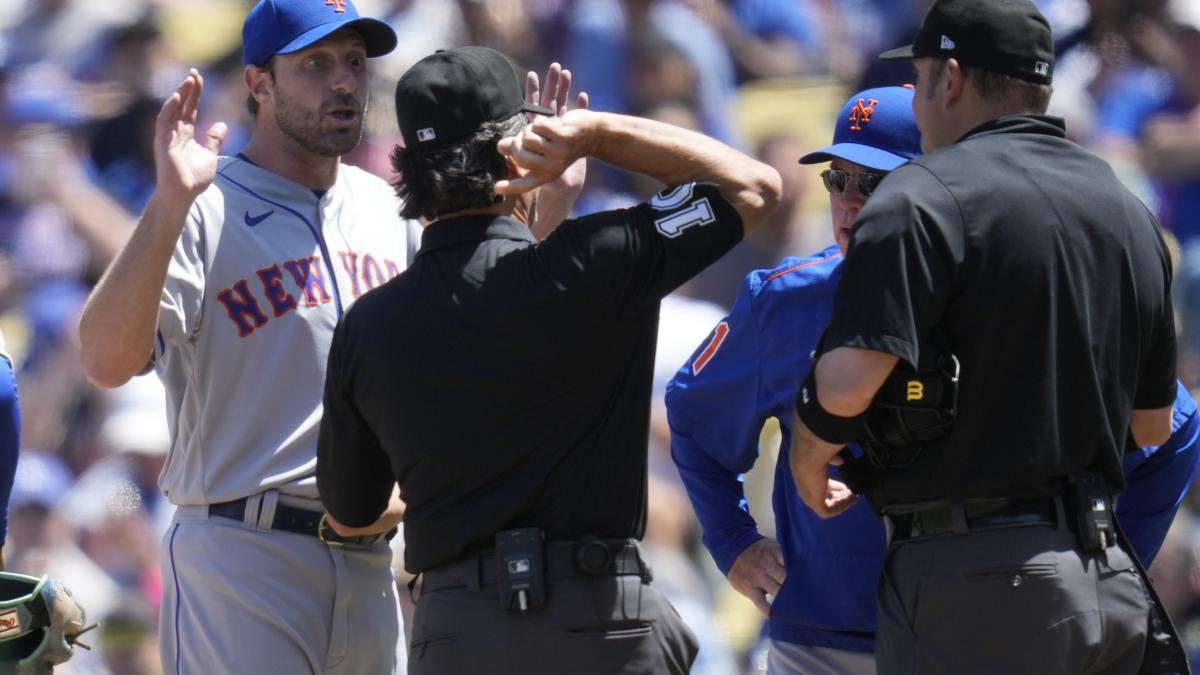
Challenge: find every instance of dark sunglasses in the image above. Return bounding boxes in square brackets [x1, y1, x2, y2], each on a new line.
[820, 168, 887, 196]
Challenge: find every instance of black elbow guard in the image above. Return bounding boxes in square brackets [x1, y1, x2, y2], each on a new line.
[795, 367, 868, 445]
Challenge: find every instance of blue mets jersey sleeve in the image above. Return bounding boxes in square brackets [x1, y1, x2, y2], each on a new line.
[666, 278, 769, 574]
[1118, 381, 1199, 565]
[0, 340, 18, 546]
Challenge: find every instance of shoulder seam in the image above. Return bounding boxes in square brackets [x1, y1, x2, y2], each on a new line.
[763, 252, 842, 285]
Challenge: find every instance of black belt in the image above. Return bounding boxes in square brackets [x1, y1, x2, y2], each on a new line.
[208, 497, 392, 547]
[420, 538, 651, 594]
[884, 497, 1060, 544]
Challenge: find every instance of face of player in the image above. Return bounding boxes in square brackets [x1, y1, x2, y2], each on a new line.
[268, 28, 369, 158]
[828, 158, 876, 254]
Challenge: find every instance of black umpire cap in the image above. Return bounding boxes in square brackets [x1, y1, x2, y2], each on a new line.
[395, 46, 555, 150]
[879, 0, 1054, 85]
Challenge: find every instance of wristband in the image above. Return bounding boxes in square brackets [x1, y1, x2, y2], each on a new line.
[795, 367, 868, 444]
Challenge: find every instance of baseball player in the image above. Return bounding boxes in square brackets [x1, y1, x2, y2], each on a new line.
[666, 85, 1200, 674]
[76, 1, 417, 672]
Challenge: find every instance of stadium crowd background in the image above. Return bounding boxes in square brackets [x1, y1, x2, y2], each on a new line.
[3, 0, 1200, 672]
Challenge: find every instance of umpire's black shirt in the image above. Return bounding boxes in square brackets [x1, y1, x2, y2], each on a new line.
[823, 115, 1176, 510]
[317, 182, 743, 573]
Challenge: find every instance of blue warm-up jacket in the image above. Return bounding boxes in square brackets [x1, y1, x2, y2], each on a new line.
[666, 245, 1199, 653]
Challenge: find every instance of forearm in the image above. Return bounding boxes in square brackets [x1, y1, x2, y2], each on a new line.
[585, 112, 781, 233]
[325, 483, 404, 536]
[790, 348, 896, 474]
[1117, 449, 1194, 565]
[79, 192, 192, 388]
[789, 413, 847, 472]
[672, 439, 761, 573]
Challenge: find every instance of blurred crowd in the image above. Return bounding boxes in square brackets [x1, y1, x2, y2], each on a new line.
[5, 0, 1200, 672]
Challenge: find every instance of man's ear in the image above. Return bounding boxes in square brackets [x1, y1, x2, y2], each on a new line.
[245, 65, 272, 110]
[942, 58, 966, 109]
[505, 153, 528, 179]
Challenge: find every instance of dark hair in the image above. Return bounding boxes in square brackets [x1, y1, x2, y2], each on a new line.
[926, 58, 1052, 113]
[962, 65, 1052, 113]
[390, 113, 526, 221]
[245, 59, 275, 119]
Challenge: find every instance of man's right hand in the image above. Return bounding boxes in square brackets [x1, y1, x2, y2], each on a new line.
[728, 538, 787, 618]
[155, 68, 227, 206]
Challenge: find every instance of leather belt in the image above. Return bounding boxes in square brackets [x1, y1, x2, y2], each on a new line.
[420, 538, 652, 594]
[884, 496, 1060, 544]
[208, 497, 392, 547]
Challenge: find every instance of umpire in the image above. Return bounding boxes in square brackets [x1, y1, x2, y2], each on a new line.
[315, 46, 781, 674]
[787, 1, 1183, 673]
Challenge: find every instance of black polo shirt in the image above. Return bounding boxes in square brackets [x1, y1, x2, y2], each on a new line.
[317, 182, 743, 573]
[823, 115, 1176, 509]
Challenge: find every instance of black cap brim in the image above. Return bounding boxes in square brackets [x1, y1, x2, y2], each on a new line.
[878, 44, 916, 61]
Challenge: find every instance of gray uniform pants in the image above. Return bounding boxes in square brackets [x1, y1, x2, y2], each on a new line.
[766, 639, 877, 675]
[408, 573, 698, 675]
[160, 504, 401, 675]
[876, 525, 1151, 675]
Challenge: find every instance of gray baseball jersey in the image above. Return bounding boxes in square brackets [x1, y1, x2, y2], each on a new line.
[153, 155, 420, 506]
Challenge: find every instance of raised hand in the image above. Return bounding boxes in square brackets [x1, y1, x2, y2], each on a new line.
[155, 69, 228, 205]
[524, 63, 590, 238]
[727, 538, 786, 617]
[495, 108, 596, 196]
[526, 62, 588, 119]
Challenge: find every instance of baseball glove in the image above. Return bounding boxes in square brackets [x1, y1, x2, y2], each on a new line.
[0, 573, 93, 674]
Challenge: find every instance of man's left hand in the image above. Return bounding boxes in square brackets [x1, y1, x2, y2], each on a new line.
[526, 62, 589, 239]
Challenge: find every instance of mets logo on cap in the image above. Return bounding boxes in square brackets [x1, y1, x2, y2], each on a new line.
[849, 98, 878, 132]
[325, 0, 348, 12]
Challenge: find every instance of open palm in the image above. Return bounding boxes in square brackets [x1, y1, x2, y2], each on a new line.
[525, 63, 589, 239]
[155, 69, 228, 204]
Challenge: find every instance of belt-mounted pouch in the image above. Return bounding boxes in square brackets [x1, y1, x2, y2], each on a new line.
[1064, 472, 1115, 553]
[495, 527, 546, 613]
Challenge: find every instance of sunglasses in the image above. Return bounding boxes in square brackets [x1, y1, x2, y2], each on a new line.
[820, 168, 887, 196]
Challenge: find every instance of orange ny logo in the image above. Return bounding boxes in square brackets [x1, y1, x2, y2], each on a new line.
[848, 98, 879, 132]
[325, 0, 348, 12]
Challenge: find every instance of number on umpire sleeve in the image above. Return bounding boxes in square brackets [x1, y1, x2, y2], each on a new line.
[650, 184, 696, 210]
[650, 183, 716, 239]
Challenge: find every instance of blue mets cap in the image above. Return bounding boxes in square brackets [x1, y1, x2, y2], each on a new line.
[799, 86, 921, 172]
[242, 0, 398, 67]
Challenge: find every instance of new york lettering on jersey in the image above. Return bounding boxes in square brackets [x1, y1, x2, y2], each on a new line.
[217, 248, 403, 337]
[202, 157, 409, 339]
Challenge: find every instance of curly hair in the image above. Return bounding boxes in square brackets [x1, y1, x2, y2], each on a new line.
[390, 113, 527, 221]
